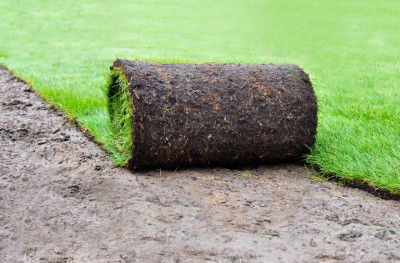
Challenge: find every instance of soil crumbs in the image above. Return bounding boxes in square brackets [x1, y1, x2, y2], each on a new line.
[0, 66, 399, 263]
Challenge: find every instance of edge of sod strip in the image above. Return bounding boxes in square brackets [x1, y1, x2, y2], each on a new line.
[309, 165, 400, 201]
[106, 68, 133, 166]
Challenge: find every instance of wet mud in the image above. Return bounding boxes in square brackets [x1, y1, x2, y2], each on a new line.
[1, 67, 399, 263]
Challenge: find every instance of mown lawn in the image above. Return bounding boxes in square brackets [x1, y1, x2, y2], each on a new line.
[0, 0, 399, 192]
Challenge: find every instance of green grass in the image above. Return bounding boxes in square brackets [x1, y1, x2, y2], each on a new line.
[0, 0, 399, 192]
[107, 69, 133, 165]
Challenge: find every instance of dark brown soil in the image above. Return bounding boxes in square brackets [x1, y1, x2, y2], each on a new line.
[1, 67, 400, 263]
[110, 60, 317, 170]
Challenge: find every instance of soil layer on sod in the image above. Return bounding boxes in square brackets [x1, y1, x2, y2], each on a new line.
[109, 60, 317, 170]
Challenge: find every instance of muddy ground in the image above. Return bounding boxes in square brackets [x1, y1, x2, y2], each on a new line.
[0, 66, 399, 263]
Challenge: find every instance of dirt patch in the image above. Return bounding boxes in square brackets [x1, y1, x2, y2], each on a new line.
[0, 67, 399, 263]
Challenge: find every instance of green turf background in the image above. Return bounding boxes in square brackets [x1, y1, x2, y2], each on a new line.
[0, 0, 399, 192]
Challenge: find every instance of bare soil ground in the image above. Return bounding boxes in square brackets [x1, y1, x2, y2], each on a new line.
[0, 67, 399, 263]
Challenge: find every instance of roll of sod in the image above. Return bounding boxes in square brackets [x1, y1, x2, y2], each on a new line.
[108, 59, 317, 170]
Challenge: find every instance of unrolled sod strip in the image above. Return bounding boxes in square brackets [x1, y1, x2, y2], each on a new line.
[107, 59, 317, 170]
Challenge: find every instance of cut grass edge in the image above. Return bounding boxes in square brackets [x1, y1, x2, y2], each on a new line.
[306, 164, 400, 200]
[0, 63, 134, 167]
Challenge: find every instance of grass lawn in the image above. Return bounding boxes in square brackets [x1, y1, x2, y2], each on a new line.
[0, 1, 399, 193]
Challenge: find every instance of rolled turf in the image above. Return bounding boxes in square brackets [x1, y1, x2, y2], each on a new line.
[107, 59, 317, 170]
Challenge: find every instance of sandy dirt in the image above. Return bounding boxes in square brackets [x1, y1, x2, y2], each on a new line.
[0, 66, 399, 263]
